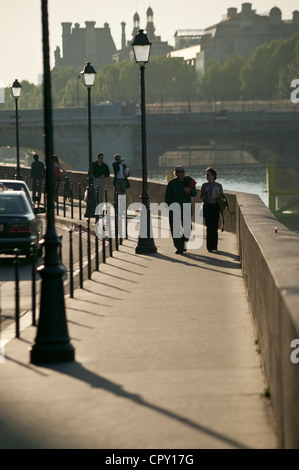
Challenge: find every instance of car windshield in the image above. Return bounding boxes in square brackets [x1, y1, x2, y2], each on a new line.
[0, 195, 25, 214]
[1, 182, 26, 192]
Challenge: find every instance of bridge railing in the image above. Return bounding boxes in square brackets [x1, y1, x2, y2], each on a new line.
[146, 100, 299, 114]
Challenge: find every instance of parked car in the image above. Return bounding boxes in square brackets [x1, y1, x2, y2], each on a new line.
[0, 179, 45, 213]
[0, 190, 43, 260]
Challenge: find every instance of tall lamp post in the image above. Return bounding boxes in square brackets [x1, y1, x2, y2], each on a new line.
[132, 29, 157, 254]
[11, 79, 22, 180]
[30, 0, 75, 364]
[81, 62, 96, 218]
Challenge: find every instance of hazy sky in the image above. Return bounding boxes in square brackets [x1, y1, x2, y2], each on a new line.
[1, 0, 299, 88]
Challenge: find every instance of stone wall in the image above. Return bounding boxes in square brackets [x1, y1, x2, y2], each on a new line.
[235, 192, 299, 448]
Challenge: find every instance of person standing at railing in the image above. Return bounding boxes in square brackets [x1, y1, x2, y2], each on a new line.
[53, 154, 66, 200]
[112, 154, 130, 199]
[30, 153, 45, 206]
[92, 152, 110, 204]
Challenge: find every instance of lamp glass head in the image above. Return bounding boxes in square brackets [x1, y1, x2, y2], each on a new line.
[81, 62, 96, 87]
[132, 29, 151, 64]
[11, 79, 22, 98]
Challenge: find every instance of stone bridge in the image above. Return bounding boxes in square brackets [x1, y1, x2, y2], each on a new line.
[1, 104, 299, 170]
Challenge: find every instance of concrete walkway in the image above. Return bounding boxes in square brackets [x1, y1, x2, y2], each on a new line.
[0, 216, 278, 449]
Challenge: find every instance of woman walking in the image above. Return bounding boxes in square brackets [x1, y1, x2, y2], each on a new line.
[200, 167, 223, 253]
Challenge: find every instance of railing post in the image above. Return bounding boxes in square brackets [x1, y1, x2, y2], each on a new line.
[95, 221, 99, 271]
[79, 224, 83, 288]
[14, 249, 20, 338]
[79, 183, 82, 221]
[70, 183, 74, 219]
[31, 243, 37, 326]
[69, 229, 74, 298]
[63, 181, 66, 217]
[87, 218, 91, 279]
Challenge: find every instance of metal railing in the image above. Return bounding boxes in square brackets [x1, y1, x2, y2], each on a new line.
[0, 190, 128, 340]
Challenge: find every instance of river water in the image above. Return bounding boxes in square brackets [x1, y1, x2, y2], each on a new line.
[141, 164, 298, 235]
[144, 164, 268, 205]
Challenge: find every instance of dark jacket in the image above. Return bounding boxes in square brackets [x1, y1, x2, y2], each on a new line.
[92, 161, 110, 178]
[30, 160, 45, 180]
[165, 177, 197, 207]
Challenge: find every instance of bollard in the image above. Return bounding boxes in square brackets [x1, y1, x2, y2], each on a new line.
[69, 229, 74, 298]
[31, 243, 37, 326]
[79, 224, 83, 288]
[14, 249, 20, 338]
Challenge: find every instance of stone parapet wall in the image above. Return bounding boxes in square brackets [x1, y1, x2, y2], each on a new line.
[236, 192, 299, 448]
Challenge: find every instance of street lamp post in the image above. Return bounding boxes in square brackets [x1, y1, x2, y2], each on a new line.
[11, 79, 22, 180]
[132, 29, 157, 254]
[30, 0, 75, 364]
[81, 62, 96, 219]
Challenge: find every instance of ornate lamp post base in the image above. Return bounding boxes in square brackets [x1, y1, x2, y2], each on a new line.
[136, 240, 157, 254]
[84, 183, 96, 218]
[30, 237, 75, 364]
[135, 196, 157, 254]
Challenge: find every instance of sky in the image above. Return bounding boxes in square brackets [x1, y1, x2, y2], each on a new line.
[1, 0, 299, 88]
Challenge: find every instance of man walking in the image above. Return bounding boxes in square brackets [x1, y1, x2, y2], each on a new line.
[165, 166, 197, 254]
[30, 153, 45, 205]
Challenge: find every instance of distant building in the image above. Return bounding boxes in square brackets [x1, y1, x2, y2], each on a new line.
[113, 7, 173, 63]
[54, 21, 117, 70]
[197, 3, 299, 72]
[174, 30, 203, 50]
[169, 44, 201, 68]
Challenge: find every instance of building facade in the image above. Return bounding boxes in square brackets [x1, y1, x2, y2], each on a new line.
[54, 21, 117, 70]
[197, 3, 299, 72]
[113, 7, 173, 63]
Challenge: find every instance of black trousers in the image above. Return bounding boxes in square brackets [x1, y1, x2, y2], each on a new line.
[169, 209, 192, 251]
[203, 203, 220, 251]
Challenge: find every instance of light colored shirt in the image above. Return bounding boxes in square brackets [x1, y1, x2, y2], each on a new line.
[116, 163, 125, 179]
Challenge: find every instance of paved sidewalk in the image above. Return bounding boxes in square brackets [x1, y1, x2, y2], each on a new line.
[0, 226, 278, 449]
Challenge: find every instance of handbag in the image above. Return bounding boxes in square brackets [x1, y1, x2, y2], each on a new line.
[217, 193, 229, 231]
[125, 178, 130, 189]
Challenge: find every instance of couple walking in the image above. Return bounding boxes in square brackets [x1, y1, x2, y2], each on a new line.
[165, 166, 224, 254]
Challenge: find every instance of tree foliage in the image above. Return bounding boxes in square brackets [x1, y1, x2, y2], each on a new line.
[3, 33, 299, 109]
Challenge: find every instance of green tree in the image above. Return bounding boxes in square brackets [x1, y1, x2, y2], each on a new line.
[199, 55, 245, 100]
[276, 34, 299, 98]
[240, 33, 299, 99]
